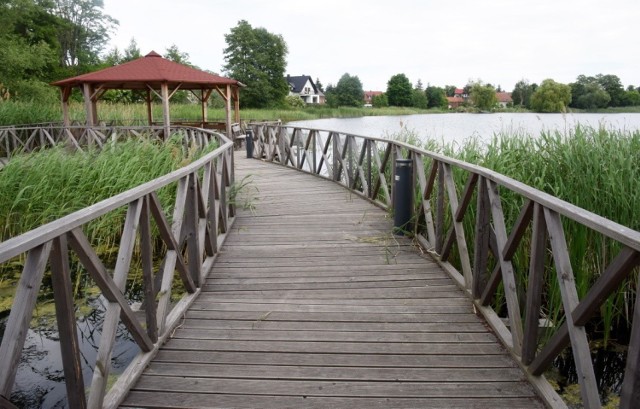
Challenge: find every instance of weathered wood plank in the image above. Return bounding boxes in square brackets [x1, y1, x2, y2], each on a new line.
[119, 154, 546, 409]
[122, 392, 544, 409]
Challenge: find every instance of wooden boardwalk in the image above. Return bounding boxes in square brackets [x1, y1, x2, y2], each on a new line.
[120, 155, 544, 408]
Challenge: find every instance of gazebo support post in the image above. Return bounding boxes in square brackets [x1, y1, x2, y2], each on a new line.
[161, 83, 170, 138]
[200, 89, 212, 128]
[61, 87, 70, 127]
[225, 84, 232, 137]
[234, 86, 240, 123]
[82, 83, 96, 126]
[146, 89, 153, 126]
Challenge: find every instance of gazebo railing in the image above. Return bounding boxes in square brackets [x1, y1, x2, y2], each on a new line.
[0, 126, 235, 408]
[247, 123, 640, 409]
[0, 124, 227, 160]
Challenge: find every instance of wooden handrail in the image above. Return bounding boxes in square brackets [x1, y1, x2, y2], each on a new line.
[248, 123, 640, 409]
[0, 125, 236, 409]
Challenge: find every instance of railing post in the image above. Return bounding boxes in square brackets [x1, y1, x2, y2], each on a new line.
[393, 158, 414, 235]
[621, 276, 640, 408]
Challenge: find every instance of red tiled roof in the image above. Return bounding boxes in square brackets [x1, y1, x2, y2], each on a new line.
[454, 88, 464, 95]
[496, 92, 513, 103]
[52, 51, 241, 90]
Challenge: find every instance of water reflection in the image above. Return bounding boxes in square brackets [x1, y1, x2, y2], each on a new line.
[0, 296, 139, 408]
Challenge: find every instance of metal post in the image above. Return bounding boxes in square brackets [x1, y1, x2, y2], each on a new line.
[246, 129, 254, 158]
[393, 159, 413, 235]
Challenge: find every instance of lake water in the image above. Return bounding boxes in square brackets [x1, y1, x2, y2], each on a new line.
[289, 112, 640, 145]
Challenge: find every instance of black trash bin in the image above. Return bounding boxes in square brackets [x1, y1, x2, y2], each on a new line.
[393, 159, 413, 235]
[245, 129, 254, 158]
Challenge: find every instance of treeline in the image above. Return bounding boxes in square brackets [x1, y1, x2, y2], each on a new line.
[0, 0, 118, 102]
[0, 0, 204, 105]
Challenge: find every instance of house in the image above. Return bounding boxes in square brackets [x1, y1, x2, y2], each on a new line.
[454, 88, 467, 99]
[364, 91, 383, 106]
[286, 75, 325, 104]
[446, 96, 465, 109]
[496, 92, 513, 108]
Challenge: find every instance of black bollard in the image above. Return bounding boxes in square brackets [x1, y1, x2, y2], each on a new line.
[393, 159, 413, 235]
[245, 129, 254, 158]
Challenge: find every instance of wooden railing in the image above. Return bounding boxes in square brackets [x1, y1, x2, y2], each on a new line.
[0, 123, 244, 160]
[248, 123, 640, 409]
[0, 126, 236, 409]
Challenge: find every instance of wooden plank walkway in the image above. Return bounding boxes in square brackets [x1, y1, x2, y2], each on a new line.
[120, 155, 544, 408]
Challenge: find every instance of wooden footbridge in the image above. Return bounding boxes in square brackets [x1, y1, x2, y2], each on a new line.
[0, 124, 639, 409]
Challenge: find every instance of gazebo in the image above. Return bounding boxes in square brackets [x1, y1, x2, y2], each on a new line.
[51, 51, 244, 137]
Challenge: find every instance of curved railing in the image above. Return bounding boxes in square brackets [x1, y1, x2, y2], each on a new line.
[248, 123, 640, 409]
[0, 126, 235, 408]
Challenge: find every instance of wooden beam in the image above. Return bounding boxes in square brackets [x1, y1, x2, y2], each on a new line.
[161, 83, 170, 138]
[0, 242, 52, 397]
[234, 86, 240, 123]
[82, 83, 95, 126]
[50, 236, 87, 409]
[146, 89, 153, 126]
[544, 208, 600, 408]
[621, 268, 640, 408]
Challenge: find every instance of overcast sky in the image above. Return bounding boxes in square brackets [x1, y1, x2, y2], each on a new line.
[103, 0, 640, 92]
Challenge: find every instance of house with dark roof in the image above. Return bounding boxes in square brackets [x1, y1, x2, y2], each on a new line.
[286, 75, 325, 104]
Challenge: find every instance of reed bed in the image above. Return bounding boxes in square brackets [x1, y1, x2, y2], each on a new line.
[0, 136, 216, 288]
[411, 125, 640, 344]
[0, 101, 435, 126]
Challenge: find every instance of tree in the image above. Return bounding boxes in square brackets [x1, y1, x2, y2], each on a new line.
[53, 0, 118, 69]
[223, 20, 289, 108]
[315, 77, 324, 93]
[444, 85, 456, 97]
[165, 44, 192, 66]
[332, 73, 364, 107]
[621, 90, 640, 106]
[371, 93, 388, 107]
[595, 74, 625, 107]
[570, 76, 610, 109]
[386, 73, 413, 107]
[530, 79, 572, 113]
[512, 79, 536, 108]
[123, 37, 141, 62]
[412, 88, 428, 109]
[470, 81, 497, 111]
[425, 86, 448, 109]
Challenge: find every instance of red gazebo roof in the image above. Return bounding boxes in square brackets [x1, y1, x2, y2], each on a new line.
[52, 51, 242, 90]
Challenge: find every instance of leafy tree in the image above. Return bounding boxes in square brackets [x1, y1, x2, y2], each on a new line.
[470, 81, 497, 111]
[123, 37, 141, 62]
[595, 74, 625, 107]
[621, 90, 640, 106]
[412, 88, 428, 109]
[223, 20, 289, 108]
[315, 77, 324, 92]
[444, 85, 456, 97]
[415, 79, 424, 91]
[165, 44, 192, 66]
[333, 73, 364, 107]
[530, 79, 572, 113]
[570, 76, 610, 109]
[371, 93, 388, 108]
[53, 0, 118, 70]
[511, 79, 536, 108]
[386, 73, 413, 107]
[425, 86, 448, 109]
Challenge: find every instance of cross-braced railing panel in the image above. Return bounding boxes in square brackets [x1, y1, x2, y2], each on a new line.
[248, 124, 640, 409]
[0, 126, 235, 409]
[0, 124, 226, 160]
